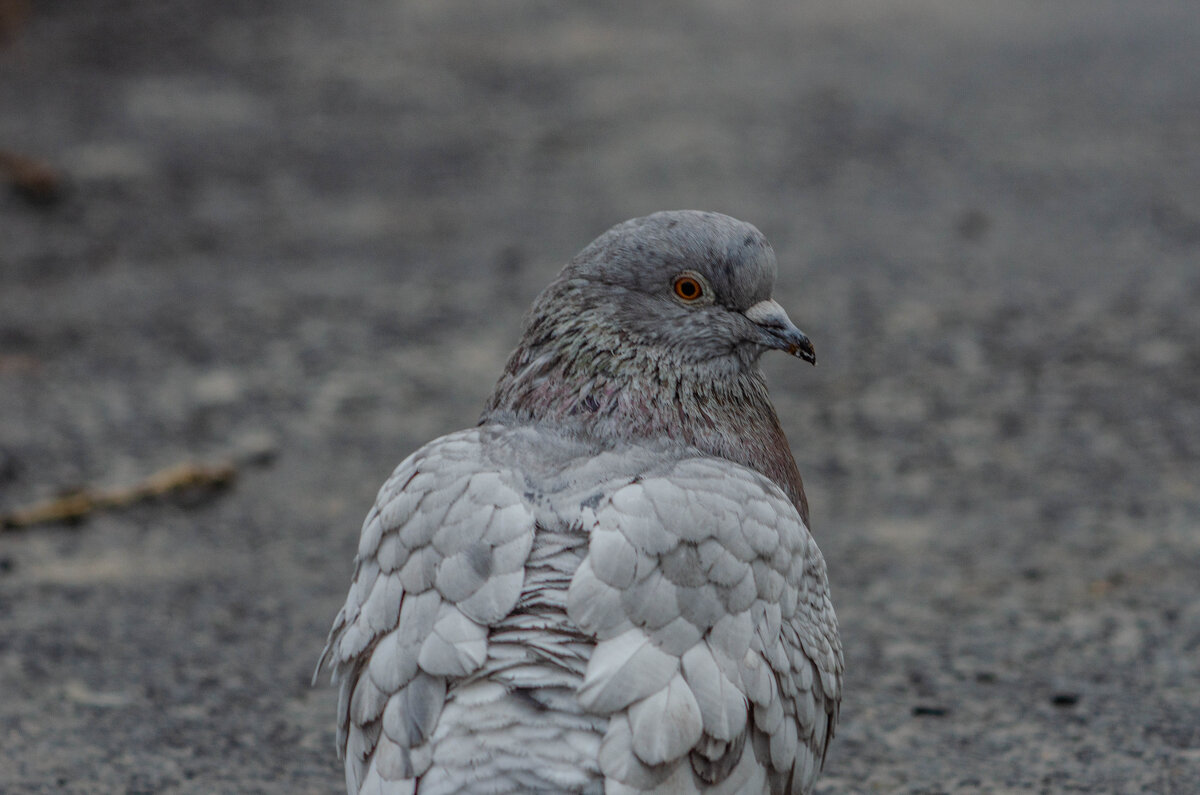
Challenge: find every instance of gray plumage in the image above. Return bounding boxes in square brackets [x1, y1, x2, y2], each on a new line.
[317, 210, 842, 794]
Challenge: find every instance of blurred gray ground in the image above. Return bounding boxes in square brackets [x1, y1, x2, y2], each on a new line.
[1, 1, 1199, 792]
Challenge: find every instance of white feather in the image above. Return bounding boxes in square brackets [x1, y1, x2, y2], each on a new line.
[381, 673, 447, 748]
[578, 628, 680, 713]
[396, 544, 439, 593]
[366, 628, 418, 693]
[567, 558, 633, 638]
[676, 583, 727, 630]
[649, 615, 704, 657]
[490, 529, 535, 573]
[361, 573, 404, 633]
[599, 714, 672, 789]
[628, 672, 703, 766]
[621, 571, 682, 630]
[456, 568, 525, 625]
[417, 605, 487, 677]
[768, 713, 797, 773]
[434, 544, 491, 602]
[681, 644, 747, 741]
[349, 674, 388, 726]
[588, 527, 639, 589]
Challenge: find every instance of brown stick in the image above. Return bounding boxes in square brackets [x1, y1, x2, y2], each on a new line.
[1, 461, 237, 530]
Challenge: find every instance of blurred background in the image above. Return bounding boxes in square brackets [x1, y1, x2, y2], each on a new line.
[1, 1, 1198, 792]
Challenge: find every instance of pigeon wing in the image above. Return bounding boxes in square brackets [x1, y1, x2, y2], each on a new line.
[316, 428, 537, 794]
[568, 456, 842, 795]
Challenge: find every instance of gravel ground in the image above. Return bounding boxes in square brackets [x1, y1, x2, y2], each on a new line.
[2, 2, 1199, 793]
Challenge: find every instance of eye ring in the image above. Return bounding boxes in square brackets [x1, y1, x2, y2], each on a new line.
[672, 274, 704, 302]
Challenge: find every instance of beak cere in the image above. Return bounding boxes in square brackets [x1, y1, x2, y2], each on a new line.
[744, 299, 817, 365]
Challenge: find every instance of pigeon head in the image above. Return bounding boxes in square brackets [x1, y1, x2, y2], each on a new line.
[483, 210, 813, 521]
[549, 210, 816, 369]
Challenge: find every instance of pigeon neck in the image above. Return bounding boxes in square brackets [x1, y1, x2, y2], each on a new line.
[482, 344, 810, 524]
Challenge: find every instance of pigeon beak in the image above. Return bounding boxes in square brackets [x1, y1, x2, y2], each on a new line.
[744, 299, 817, 365]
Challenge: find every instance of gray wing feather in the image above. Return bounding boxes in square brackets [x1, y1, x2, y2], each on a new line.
[316, 429, 537, 793]
[569, 457, 842, 794]
[627, 672, 703, 764]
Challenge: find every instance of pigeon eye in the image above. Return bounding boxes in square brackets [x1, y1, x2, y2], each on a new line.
[673, 275, 704, 302]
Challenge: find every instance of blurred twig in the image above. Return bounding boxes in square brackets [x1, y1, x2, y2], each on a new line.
[1, 462, 237, 530]
[1, 434, 278, 530]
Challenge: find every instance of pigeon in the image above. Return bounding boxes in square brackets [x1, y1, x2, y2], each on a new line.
[317, 210, 842, 794]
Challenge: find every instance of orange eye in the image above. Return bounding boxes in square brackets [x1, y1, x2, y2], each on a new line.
[673, 275, 704, 301]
